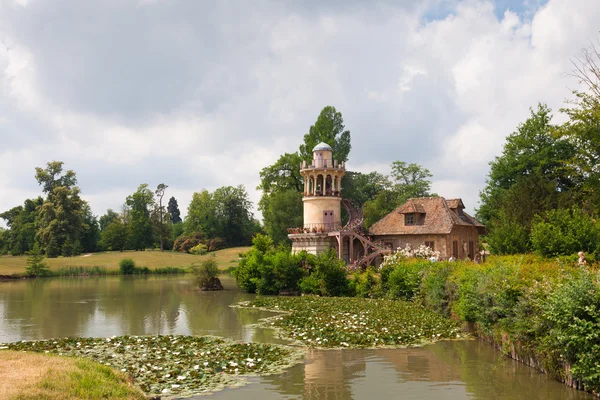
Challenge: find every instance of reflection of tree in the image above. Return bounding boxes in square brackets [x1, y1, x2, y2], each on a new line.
[1, 278, 98, 341]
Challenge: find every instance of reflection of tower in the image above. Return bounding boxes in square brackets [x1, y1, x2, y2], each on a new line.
[289, 143, 346, 255]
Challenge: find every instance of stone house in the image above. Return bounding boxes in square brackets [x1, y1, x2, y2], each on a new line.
[369, 197, 485, 260]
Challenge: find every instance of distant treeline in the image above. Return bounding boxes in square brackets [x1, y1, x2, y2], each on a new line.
[0, 162, 259, 257]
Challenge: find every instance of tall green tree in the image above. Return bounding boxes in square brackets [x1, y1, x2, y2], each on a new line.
[299, 106, 352, 163]
[0, 198, 43, 255]
[185, 190, 218, 238]
[36, 185, 86, 257]
[477, 105, 577, 254]
[341, 171, 389, 208]
[259, 189, 303, 244]
[80, 204, 100, 253]
[100, 217, 129, 252]
[167, 196, 182, 224]
[99, 209, 119, 231]
[126, 184, 155, 251]
[34, 162, 87, 257]
[362, 161, 434, 228]
[213, 185, 255, 246]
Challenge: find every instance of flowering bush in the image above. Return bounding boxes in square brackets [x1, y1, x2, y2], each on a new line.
[381, 244, 440, 269]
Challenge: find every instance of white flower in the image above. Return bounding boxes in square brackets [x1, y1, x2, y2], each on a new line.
[204, 362, 209, 366]
[194, 365, 200, 370]
[162, 388, 169, 393]
[177, 375, 185, 380]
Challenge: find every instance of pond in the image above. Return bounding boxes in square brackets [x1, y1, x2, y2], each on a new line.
[0, 275, 593, 399]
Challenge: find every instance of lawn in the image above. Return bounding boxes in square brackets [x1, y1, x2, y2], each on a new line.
[0, 247, 250, 276]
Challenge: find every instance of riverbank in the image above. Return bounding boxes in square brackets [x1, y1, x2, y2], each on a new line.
[2, 335, 305, 399]
[0, 350, 146, 400]
[374, 255, 600, 397]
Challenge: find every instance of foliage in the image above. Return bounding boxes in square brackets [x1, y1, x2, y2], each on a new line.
[126, 184, 155, 251]
[24, 248, 51, 277]
[100, 217, 129, 252]
[190, 243, 208, 255]
[362, 161, 434, 228]
[191, 259, 221, 289]
[185, 186, 255, 247]
[152, 183, 169, 251]
[0, 198, 42, 255]
[5, 335, 304, 399]
[349, 269, 379, 298]
[119, 258, 136, 275]
[341, 171, 389, 208]
[298, 105, 351, 164]
[34, 160, 77, 194]
[242, 296, 462, 348]
[299, 250, 349, 296]
[259, 189, 303, 245]
[530, 207, 600, 257]
[173, 232, 205, 253]
[167, 196, 182, 224]
[99, 209, 119, 232]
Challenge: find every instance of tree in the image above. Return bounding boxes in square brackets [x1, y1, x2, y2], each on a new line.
[362, 161, 434, 228]
[153, 183, 169, 251]
[99, 209, 119, 231]
[167, 197, 182, 224]
[477, 105, 578, 253]
[213, 185, 255, 246]
[341, 171, 389, 207]
[80, 204, 100, 253]
[34, 161, 77, 194]
[126, 184, 155, 251]
[185, 190, 218, 238]
[299, 106, 351, 163]
[100, 217, 129, 251]
[260, 189, 303, 244]
[36, 185, 87, 257]
[0, 198, 43, 255]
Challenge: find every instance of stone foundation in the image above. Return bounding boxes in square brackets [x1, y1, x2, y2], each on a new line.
[289, 233, 337, 255]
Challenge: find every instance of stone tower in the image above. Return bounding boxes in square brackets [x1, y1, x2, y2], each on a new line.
[289, 142, 346, 254]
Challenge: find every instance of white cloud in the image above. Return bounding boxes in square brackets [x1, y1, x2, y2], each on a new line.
[0, 0, 599, 227]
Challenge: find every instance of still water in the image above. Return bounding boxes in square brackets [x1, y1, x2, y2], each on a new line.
[0, 275, 593, 399]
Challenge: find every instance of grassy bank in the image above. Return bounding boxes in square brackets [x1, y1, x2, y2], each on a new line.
[0, 247, 249, 276]
[3, 335, 304, 399]
[373, 255, 600, 395]
[239, 296, 464, 348]
[0, 350, 145, 400]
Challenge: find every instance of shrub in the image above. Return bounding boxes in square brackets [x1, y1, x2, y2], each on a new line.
[119, 258, 136, 275]
[25, 248, 52, 277]
[207, 237, 225, 252]
[387, 261, 427, 300]
[351, 269, 379, 298]
[191, 259, 222, 290]
[173, 232, 204, 253]
[190, 243, 208, 255]
[299, 250, 349, 296]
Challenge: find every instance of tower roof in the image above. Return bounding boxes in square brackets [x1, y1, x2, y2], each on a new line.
[313, 142, 333, 152]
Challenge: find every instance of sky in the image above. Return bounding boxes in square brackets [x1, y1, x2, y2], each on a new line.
[0, 0, 598, 226]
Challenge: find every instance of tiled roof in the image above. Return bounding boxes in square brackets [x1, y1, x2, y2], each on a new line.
[368, 197, 485, 235]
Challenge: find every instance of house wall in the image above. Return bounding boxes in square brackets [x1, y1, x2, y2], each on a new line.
[373, 234, 449, 258]
[290, 233, 337, 255]
[373, 227, 480, 260]
[444, 225, 480, 260]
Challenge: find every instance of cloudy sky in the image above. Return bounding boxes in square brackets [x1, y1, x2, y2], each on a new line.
[0, 0, 598, 225]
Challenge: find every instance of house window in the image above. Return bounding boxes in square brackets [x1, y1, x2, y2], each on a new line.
[405, 213, 415, 225]
[424, 241, 435, 250]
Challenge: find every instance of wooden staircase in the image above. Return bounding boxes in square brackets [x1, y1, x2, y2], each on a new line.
[335, 199, 392, 269]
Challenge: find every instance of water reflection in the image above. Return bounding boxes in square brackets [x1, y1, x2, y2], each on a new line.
[0, 276, 594, 399]
[0, 275, 279, 343]
[211, 343, 593, 400]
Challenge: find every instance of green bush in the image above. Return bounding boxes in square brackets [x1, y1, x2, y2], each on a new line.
[119, 258, 136, 275]
[190, 243, 208, 255]
[191, 259, 220, 288]
[531, 207, 600, 257]
[299, 250, 349, 297]
[387, 261, 426, 300]
[350, 269, 378, 298]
